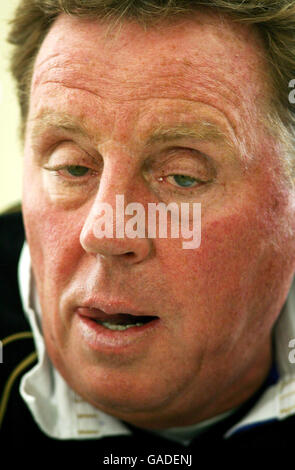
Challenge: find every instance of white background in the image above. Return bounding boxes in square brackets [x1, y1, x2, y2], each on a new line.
[0, 1, 22, 212]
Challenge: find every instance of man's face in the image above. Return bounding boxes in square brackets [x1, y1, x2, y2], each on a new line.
[22, 11, 295, 428]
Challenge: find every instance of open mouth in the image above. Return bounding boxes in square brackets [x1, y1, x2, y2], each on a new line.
[93, 313, 159, 331]
[77, 306, 161, 350]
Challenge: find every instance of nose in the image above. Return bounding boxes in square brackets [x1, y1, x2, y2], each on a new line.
[80, 193, 153, 265]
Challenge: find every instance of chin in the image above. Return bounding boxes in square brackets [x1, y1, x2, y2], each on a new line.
[81, 374, 173, 414]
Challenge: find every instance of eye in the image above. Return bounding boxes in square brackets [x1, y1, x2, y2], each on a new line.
[42, 161, 100, 191]
[65, 165, 90, 177]
[167, 174, 199, 188]
[43, 163, 94, 180]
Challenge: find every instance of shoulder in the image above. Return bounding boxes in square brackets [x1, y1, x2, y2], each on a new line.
[0, 209, 37, 434]
[224, 414, 295, 450]
[0, 210, 28, 336]
[0, 207, 33, 347]
[0, 209, 24, 253]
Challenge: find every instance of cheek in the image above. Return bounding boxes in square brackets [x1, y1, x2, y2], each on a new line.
[155, 204, 283, 333]
[22, 178, 85, 296]
[158, 212, 258, 287]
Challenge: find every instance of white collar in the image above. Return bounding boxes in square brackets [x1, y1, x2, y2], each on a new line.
[18, 242, 295, 443]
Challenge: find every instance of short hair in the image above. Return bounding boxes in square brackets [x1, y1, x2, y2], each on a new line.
[7, 0, 295, 175]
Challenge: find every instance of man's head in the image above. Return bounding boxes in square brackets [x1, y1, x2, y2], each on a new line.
[8, 0, 295, 429]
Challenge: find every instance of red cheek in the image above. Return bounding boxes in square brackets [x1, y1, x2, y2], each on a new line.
[23, 194, 86, 285]
[155, 209, 266, 302]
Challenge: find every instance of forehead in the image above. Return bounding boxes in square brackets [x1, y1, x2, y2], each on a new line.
[33, 11, 268, 92]
[29, 10, 271, 151]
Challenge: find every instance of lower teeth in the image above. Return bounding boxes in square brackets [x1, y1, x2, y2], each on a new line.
[101, 321, 144, 331]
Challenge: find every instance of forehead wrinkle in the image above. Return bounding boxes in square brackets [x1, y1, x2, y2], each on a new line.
[33, 46, 241, 109]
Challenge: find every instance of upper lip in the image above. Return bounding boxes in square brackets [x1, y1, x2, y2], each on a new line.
[77, 298, 156, 318]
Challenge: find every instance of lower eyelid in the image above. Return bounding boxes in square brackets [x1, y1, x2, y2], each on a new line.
[55, 173, 98, 190]
[60, 170, 99, 183]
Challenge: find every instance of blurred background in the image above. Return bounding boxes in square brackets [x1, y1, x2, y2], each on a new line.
[0, 0, 22, 213]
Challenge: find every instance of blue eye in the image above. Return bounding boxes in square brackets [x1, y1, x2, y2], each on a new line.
[171, 175, 197, 188]
[66, 166, 89, 177]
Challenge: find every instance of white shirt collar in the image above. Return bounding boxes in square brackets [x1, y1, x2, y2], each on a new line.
[17, 242, 295, 443]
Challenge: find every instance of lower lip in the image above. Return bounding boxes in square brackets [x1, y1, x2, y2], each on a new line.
[76, 313, 160, 353]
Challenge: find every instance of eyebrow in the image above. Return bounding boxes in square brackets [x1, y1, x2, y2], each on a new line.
[29, 111, 235, 153]
[29, 111, 91, 143]
[146, 122, 233, 149]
